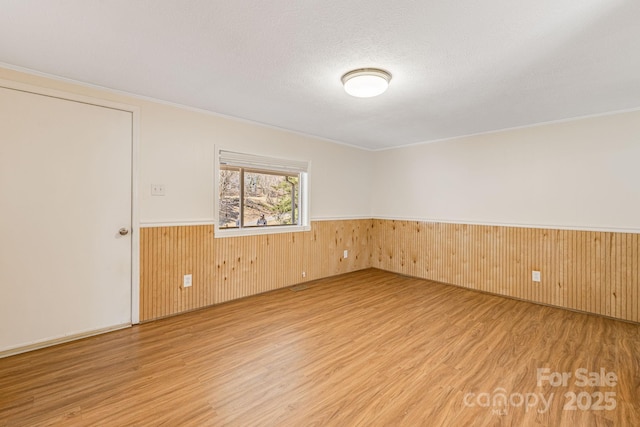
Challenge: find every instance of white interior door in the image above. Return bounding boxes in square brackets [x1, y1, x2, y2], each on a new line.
[0, 85, 133, 353]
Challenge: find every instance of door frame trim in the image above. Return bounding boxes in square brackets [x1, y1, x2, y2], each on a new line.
[0, 78, 141, 324]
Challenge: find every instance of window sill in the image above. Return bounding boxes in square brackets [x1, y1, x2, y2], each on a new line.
[214, 224, 311, 238]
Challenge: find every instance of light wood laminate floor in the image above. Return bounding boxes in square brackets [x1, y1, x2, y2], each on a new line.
[1, 269, 638, 426]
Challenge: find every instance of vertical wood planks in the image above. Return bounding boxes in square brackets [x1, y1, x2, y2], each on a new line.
[140, 225, 216, 321]
[141, 219, 639, 324]
[140, 220, 372, 321]
[370, 220, 639, 323]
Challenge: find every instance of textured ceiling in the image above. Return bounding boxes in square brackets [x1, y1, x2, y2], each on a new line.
[1, 1, 639, 150]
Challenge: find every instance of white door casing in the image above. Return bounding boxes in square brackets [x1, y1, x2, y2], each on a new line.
[0, 82, 138, 354]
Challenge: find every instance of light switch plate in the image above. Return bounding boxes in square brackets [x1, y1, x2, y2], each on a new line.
[151, 184, 165, 196]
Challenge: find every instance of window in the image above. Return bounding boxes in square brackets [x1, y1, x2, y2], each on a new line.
[216, 150, 309, 236]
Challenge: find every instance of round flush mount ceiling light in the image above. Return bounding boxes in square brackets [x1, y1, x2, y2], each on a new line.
[341, 68, 392, 98]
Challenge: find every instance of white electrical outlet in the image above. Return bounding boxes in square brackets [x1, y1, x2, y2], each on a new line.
[151, 184, 165, 196]
[343, 250, 348, 258]
[302, 271, 306, 278]
[532, 271, 541, 282]
[183, 274, 192, 288]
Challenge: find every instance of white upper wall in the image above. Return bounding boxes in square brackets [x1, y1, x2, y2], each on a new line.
[0, 67, 373, 224]
[139, 101, 373, 223]
[3, 66, 638, 232]
[372, 110, 640, 231]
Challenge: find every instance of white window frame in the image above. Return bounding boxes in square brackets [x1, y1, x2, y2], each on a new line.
[214, 149, 310, 238]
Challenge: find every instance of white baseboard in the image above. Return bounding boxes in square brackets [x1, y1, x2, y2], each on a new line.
[0, 323, 131, 359]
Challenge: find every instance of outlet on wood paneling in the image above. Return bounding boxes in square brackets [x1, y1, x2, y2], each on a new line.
[140, 220, 371, 321]
[141, 219, 638, 323]
[140, 225, 216, 321]
[370, 220, 639, 323]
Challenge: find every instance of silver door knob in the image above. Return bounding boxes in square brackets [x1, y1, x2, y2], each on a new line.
[119, 228, 129, 236]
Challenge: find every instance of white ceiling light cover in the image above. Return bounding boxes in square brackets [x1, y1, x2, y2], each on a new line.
[341, 68, 392, 98]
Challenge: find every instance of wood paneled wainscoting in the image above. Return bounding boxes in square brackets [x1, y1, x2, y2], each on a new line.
[371, 220, 639, 323]
[140, 220, 372, 321]
[141, 219, 638, 324]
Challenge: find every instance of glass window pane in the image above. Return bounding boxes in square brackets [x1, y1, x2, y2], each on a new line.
[243, 171, 299, 227]
[219, 168, 240, 228]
